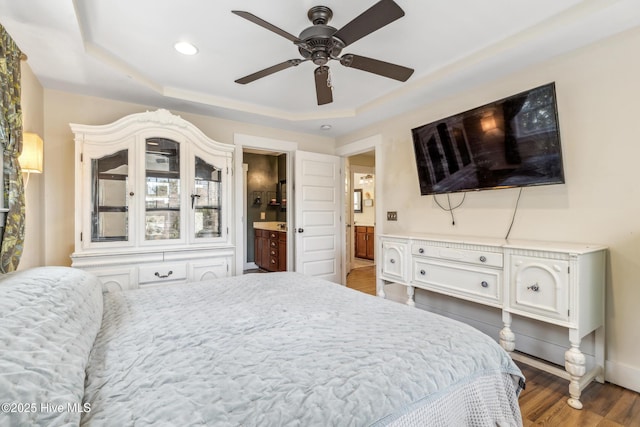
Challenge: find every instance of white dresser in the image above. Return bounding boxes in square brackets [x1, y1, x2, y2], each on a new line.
[379, 233, 607, 410]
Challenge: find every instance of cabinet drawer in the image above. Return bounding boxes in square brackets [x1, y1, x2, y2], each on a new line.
[412, 243, 503, 268]
[269, 257, 278, 269]
[508, 255, 570, 323]
[412, 259, 502, 306]
[139, 263, 187, 284]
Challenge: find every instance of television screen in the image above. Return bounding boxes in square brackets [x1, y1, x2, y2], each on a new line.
[411, 83, 565, 195]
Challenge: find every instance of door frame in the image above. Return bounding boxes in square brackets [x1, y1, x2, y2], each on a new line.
[233, 134, 298, 276]
[336, 134, 383, 285]
[351, 165, 375, 265]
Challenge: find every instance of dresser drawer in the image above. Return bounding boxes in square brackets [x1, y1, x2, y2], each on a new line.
[412, 259, 502, 306]
[412, 242, 503, 268]
[138, 263, 187, 284]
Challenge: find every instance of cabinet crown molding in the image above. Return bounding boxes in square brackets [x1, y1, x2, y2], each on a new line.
[70, 109, 233, 154]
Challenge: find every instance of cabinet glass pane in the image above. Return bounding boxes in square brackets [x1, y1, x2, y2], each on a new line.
[193, 156, 221, 238]
[145, 138, 180, 240]
[91, 150, 128, 242]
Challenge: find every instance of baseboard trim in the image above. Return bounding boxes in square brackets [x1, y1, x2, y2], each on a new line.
[605, 360, 640, 393]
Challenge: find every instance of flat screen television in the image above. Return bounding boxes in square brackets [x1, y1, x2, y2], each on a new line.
[411, 82, 565, 195]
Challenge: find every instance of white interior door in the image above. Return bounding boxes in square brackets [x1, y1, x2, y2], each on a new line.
[294, 151, 342, 283]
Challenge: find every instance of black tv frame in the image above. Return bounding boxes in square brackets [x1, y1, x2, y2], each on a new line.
[412, 82, 565, 196]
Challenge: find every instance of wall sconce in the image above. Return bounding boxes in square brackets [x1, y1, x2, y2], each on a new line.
[481, 115, 497, 132]
[359, 174, 374, 185]
[19, 132, 44, 187]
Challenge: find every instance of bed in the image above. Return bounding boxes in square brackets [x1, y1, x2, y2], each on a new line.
[0, 267, 524, 426]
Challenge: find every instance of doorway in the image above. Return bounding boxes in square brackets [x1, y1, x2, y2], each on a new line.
[243, 149, 288, 273]
[346, 150, 376, 295]
[234, 134, 297, 276]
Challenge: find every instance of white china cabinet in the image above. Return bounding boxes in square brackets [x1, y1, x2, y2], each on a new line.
[71, 109, 234, 291]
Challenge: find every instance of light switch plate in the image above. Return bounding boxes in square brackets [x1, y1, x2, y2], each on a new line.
[387, 211, 398, 221]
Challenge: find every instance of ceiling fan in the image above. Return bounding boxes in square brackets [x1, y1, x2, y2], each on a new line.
[232, 0, 414, 105]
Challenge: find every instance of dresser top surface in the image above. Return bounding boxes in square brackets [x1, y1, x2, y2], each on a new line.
[380, 233, 607, 254]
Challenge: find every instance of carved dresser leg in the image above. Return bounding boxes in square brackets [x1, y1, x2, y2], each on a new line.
[406, 285, 415, 306]
[565, 340, 586, 410]
[377, 279, 386, 298]
[500, 311, 516, 352]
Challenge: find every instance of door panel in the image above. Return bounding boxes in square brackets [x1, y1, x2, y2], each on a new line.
[294, 151, 342, 283]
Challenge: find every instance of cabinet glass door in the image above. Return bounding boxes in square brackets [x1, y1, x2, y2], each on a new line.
[145, 138, 180, 240]
[193, 156, 221, 238]
[91, 150, 129, 242]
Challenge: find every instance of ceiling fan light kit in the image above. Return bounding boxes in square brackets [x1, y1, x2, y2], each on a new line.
[232, 0, 414, 106]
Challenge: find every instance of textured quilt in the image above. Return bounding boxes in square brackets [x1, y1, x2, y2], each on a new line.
[82, 272, 524, 426]
[0, 267, 103, 426]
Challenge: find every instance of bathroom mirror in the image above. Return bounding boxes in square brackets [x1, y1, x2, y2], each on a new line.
[354, 189, 363, 213]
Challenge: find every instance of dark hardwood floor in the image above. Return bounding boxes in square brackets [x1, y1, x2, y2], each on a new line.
[346, 265, 640, 426]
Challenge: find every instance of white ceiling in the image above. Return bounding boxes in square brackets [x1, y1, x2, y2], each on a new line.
[1, 0, 639, 137]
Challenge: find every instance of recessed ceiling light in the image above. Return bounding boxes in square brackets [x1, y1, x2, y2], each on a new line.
[320, 124, 332, 131]
[174, 41, 198, 55]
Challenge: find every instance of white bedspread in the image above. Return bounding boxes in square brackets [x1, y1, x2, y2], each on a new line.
[82, 272, 524, 426]
[0, 267, 103, 426]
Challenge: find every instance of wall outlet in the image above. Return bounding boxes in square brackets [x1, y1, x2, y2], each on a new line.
[387, 211, 398, 221]
[260, 212, 266, 220]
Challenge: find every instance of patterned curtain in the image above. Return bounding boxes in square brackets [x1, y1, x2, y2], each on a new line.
[0, 24, 25, 273]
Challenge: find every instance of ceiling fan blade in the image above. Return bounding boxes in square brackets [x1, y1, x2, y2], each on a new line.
[235, 60, 303, 84]
[232, 11, 302, 43]
[333, 0, 405, 47]
[340, 54, 414, 82]
[314, 66, 333, 105]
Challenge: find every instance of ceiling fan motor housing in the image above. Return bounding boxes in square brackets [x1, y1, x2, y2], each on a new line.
[298, 6, 345, 65]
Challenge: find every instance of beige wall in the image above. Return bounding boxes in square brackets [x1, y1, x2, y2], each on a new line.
[41, 90, 335, 267]
[19, 61, 44, 270]
[337, 27, 640, 391]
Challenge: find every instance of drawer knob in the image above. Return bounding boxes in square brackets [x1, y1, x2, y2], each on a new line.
[481, 281, 489, 288]
[418, 248, 424, 254]
[527, 283, 540, 292]
[390, 259, 396, 264]
[154, 270, 173, 279]
[420, 269, 426, 276]
[479, 256, 487, 263]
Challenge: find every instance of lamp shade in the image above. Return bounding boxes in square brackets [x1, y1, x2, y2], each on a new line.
[19, 132, 44, 173]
